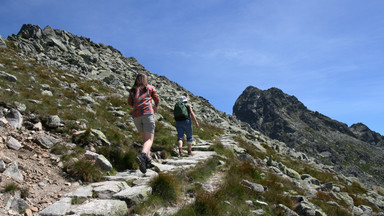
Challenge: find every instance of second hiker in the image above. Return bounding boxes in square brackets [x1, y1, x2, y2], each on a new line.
[174, 96, 199, 156]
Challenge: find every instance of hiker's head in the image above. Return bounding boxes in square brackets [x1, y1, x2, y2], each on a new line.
[180, 96, 188, 103]
[134, 73, 148, 88]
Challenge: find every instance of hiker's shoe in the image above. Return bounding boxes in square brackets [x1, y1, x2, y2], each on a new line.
[135, 153, 147, 174]
[146, 156, 153, 168]
[178, 148, 184, 157]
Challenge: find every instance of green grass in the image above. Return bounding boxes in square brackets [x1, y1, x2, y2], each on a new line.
[133, 172, 182, 215]
[209, 140, 236, 160]
[194, 122, 224, 141]
[310, 191, 350, 216]
[187, 156, 221, 183]
[71, 197, 88, 205]
[50, 144, 69, 155]
[96, 145, 138, 171]
[152, 121, 178, 157]
[234, 135, 268, 160]
[150, 172, 181, 203]
[64, 158, 104, 182]
[4, 182, 19, 192]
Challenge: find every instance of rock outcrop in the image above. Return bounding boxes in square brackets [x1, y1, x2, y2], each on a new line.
[233, 86, 384, 186]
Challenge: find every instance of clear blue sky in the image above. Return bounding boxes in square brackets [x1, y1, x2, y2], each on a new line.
[1, 0, 383, 134]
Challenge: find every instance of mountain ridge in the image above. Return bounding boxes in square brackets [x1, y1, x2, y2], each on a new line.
[233, 85, 384, 187]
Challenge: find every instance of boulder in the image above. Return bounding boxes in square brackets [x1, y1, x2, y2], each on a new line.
[5, 108, 23, 129]
[295, 201, 326, 216]
[0, 35, 7, 48]
[91, 129, 111, 146]
[13, 102, 26, 113]
[96, 154, 113, 171]
[113, 185, 152, 206]
[69, 199, 128, 216]
[65, 185, 93, 198]
[5, 197, 29, 213]
[47, 115, 62, 128]
[0, 160, 6, 172]
[35, 133, 59, 149]
[39, 197, 72, 216]
[3, 161, 24, 181]
[6, 136, 22, 150]
[0, 71, 17, 82]
[241, 179, 264, 193]
[91, 181, 130, 199]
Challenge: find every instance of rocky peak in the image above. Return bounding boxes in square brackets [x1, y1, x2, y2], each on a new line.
[233, 85, 384, 186]
[350, 122, 384, 146]
[233, 86, 307, 136]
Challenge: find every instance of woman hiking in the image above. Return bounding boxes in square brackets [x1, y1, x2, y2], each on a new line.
[128, 73, 160, 174]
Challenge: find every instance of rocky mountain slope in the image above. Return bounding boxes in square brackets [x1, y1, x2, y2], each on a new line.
[1, 24, 384, 215]
[233, 86, 384, 187]
[5, 24, 241, 131]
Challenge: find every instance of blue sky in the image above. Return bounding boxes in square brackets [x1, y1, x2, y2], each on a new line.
[1, 0, 384, 134]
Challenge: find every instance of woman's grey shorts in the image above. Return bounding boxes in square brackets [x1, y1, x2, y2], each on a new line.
[133, 114, 155, 134]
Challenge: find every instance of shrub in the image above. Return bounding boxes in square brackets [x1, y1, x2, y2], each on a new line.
[193, 190, 222, 216]
[238, 163, 262, 181]
[343, 181, 367, 194]
[150, 172, 180, 203]
[66, 159, 103, 182]
[50, 144, 68, 155]
[97, 145, 137, 171]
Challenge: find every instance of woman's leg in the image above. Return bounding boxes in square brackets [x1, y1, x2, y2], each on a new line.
[141, 131, 154, 157]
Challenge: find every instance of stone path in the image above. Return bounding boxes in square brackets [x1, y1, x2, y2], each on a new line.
[38, 136, 234, 216]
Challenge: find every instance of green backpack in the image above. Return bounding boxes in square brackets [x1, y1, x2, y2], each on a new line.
[174, 102, 189, 120]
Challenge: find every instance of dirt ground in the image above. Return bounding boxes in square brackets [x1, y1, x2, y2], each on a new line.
[0, 125, 80, 215]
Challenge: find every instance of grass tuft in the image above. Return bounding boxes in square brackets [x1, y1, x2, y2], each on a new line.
[65, 158, 104, 182]
[4, 182, 19, 192]
[97, 145, 137, 171]
[150, 172, 180, 203]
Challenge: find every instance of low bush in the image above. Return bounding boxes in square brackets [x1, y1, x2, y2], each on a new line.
[66, 159, 104, 182]
[150, 172, 180, 203]
[97, 145, 137, 171]
[193, 190, 222, 216]
[50, 144, 68, 155]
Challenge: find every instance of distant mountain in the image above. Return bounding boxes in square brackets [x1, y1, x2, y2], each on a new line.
[233, 86, 384, 186]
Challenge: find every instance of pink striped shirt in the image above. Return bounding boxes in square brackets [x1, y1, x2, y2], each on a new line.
[128, 85, 159, 118]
